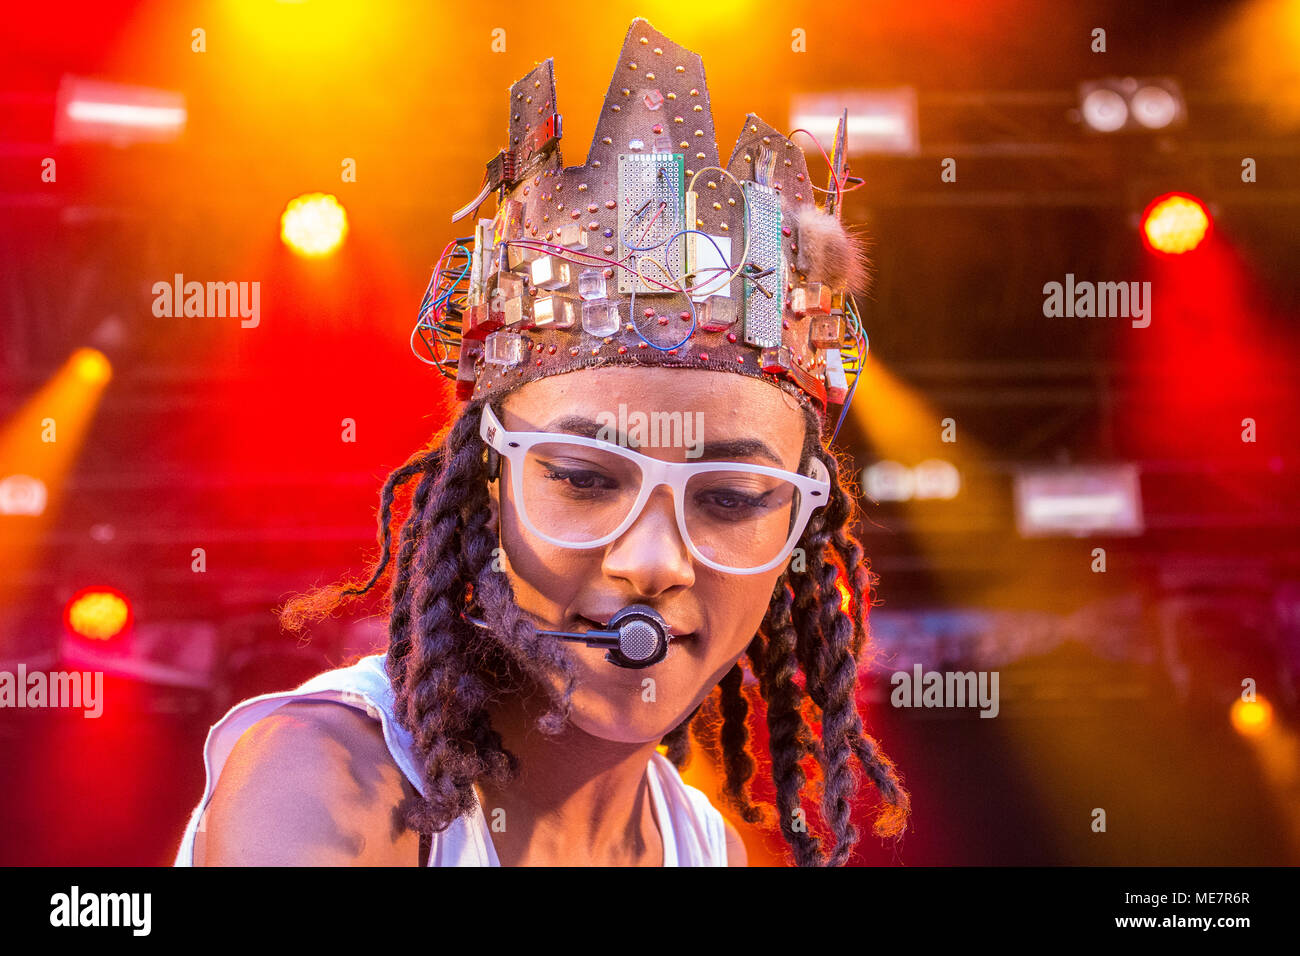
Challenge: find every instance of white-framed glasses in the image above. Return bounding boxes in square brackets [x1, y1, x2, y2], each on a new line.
[480, 403, 830, 575]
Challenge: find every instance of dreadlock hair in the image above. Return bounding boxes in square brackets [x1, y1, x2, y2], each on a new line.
[279, 389, 910, 866]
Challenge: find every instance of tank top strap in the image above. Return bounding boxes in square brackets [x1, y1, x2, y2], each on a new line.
[646, 751, 730, 866]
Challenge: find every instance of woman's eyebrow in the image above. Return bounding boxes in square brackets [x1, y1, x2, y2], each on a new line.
[540, 415, 604, 438]
[694, 438, 784, 466]
[539, 415, 785, 467]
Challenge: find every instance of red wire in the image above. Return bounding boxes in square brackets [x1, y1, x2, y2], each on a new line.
[787, 127, 843, 209]
[636, 201, 666, 245]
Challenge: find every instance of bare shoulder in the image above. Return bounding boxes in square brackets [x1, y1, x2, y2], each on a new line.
[194, 699, 419, 866]
[723, 817, 748, 867]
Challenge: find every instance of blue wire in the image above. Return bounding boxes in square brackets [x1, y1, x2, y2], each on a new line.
[625, 228, 736, 352]
[830, 301, 868, 443]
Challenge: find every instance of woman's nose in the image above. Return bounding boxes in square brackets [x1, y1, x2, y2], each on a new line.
[601, 485, 695, 597]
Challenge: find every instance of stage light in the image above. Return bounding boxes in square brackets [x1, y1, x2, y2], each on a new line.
[1013, 464, 1144, 538]
[1080, 87, 1128, 132]
[912, 459, 962, 500]
[1231, 696, 1274, 738]
[55, 76, 186, 145]
[1130, 85, 1180, 129]
[1141, 192, 1211, 255]
[1077, 77, 1185, 134]
[863, 460, 915, 502]
[790, 88, 919, 155]
[281, 193, 349, 258]
[0, 475, 47, 516]
[862, 459, 961, 502]
[71, 347, 112, 385]
[65, 587, 132, 641]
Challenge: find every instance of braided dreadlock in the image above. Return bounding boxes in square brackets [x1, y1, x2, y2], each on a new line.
[280, 391, 909, 865]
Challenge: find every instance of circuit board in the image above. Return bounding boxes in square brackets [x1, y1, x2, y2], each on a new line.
[617, 152, 686, 294]
[740, 180, 783, 348]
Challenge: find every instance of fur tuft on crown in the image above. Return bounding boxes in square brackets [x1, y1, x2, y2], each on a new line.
[789, 204, 871, 291]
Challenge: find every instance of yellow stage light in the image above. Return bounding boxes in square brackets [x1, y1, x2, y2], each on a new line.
[71, 347, 112, 385]
[1141, 193, 1211, 255]
[66, 587, 132, 641]
[281, 192, 349, 258]
[1231, 696, 1275, 737]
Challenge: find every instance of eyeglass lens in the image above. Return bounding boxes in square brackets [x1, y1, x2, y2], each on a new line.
[519, 440, 801, 570]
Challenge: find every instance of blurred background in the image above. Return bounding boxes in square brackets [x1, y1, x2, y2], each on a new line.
[2, 0, 1299, 866]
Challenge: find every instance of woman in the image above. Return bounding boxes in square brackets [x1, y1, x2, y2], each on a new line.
[173, 17, 909, 867]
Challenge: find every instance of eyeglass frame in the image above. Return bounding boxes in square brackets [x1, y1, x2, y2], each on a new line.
[479, 403, 830, 575]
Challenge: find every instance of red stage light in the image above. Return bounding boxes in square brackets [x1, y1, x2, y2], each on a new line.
[1141, 192, 1211, 255]
[64, 587, 132, 641]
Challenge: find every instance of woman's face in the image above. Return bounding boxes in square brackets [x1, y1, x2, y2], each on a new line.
[488, 366, 811, 743]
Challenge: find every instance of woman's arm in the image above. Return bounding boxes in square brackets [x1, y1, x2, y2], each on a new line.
[194, 700, 419, 866]
[724, 818, 748, 867]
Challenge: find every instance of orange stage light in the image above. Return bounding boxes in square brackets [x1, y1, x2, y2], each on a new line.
[1231, 696, 1275, 738]
[71, 347, 112, 385]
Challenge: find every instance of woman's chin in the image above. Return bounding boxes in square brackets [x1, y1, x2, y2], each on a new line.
[564, 685, 695, 745]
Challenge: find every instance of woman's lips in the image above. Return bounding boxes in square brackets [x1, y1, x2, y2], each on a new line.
[574, 613, 696, 640]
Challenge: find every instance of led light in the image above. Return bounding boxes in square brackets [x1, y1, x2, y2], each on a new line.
[791, 283, 831, 317]
[810, 314, 842, 348]
[534, 294, 576, 328]
[823, 347, 847, 403]
[760, 345, 793, 373]
[557, 223, 588, 250]
[552, 297, 577, 329]
[697, 298, 732, 332]
[582, 300, 620, 336]
[484, 331, 524, 366]
[578, 269, 607, 301]
[503, 296, 528, 327]
[530, 256, 571, 291]
[507, 244, 542, 271]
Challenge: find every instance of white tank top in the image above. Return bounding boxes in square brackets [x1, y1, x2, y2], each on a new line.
[172, 653, 729, 866]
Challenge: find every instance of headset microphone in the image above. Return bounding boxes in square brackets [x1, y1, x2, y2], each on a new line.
[464, 604, 671, 669]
